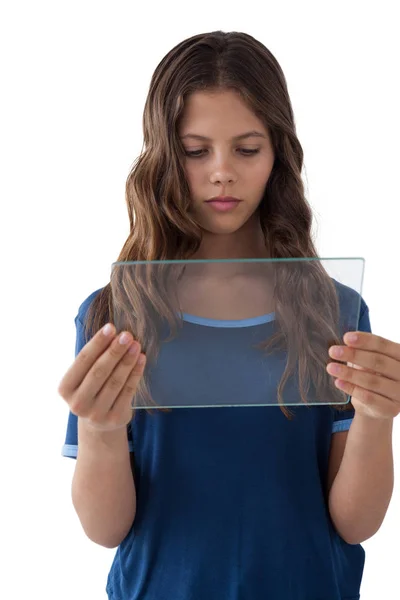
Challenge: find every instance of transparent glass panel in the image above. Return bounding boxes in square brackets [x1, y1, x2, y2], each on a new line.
[110, 258, 364, 409]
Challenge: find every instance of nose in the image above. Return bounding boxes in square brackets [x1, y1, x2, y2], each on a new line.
[209, 154, 237, 186]
[210, 174, 235, 185]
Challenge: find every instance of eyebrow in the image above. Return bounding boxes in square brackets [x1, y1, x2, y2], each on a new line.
[180, 130, 267, 142]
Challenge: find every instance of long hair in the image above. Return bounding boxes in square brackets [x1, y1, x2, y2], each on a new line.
[84, 30, 351, 419]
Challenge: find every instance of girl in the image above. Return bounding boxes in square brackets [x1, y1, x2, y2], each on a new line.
[59, 31, 399, 600]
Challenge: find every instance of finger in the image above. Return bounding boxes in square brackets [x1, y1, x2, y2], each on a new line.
[329, 346, 400, 382]
[72, 332, 138, 413]
[347, 363, 376, 375]
[333, 378, 399, 418]
[90, 342, 143, 419]
[343, 331, 400, 363]
[58, 323, 118, 397]
[327, 361, 399, 402]
[109, 354, 147, 419]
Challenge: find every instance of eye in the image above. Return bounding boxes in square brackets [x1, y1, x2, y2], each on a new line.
[185, 150, 205, 158]
[184, 148, 260, 158]
[240, 149, 260, 156]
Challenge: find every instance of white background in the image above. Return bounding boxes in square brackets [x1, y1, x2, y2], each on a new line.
[1, 1, 399, 598]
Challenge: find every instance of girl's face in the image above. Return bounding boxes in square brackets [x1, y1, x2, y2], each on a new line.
[179, 90, 275, 237]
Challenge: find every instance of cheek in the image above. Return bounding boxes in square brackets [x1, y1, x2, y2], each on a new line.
[251, 162, 273, 191]
[184, 164, 203, 193]
[252, 158, 273, 179]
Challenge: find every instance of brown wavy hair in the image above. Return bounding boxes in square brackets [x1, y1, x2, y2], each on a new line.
[83, 30, 352, 419]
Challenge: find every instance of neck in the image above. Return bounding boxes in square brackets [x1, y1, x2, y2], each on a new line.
[191, 218, 269, 261]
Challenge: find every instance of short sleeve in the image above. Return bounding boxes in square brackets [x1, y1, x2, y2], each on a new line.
[331, 297, 372, 434]
[61, 294, 134, 459]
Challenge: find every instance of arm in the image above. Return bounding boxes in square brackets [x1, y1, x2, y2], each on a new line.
[72, 417, 136, 549]
[328, 412, 394, 545]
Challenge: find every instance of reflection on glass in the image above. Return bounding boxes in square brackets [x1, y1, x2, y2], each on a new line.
[110, 258, 364, 410]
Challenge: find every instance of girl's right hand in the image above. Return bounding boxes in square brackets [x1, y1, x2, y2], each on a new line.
[58, 323, 146, 432]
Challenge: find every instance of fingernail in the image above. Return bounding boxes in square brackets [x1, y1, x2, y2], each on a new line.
[128, 342, 139, 355]
[345, 333, 358, 344]
[119, 333, 131, 345]
[335, 379, 346, 389]
[329, 346, 343, 358]
[328, 363, 341, 374]
[138, 354, 146, 365]
[103, 323, 114, 336]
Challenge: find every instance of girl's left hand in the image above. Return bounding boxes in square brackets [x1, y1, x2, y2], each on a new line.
[327, 332, 400, 420]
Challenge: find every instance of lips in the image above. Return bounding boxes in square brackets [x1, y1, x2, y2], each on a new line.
[206, 196, 241, 203]
[205, 196, 242, 212]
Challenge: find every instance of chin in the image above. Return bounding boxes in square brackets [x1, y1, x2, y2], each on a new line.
[200, 220, 248, 235]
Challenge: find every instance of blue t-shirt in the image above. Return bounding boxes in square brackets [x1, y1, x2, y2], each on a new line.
[62, 282, 372, 600]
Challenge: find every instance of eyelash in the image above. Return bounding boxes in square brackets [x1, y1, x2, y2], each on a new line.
[184, 149, 260, 158]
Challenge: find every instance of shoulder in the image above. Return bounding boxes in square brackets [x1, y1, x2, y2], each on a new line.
[75, 286, 106, 323]
[330, 277, 369, 324]
[331, 277, 367, 309]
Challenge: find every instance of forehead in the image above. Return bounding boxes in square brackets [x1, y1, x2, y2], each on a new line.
[179, 90, 267, 135]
